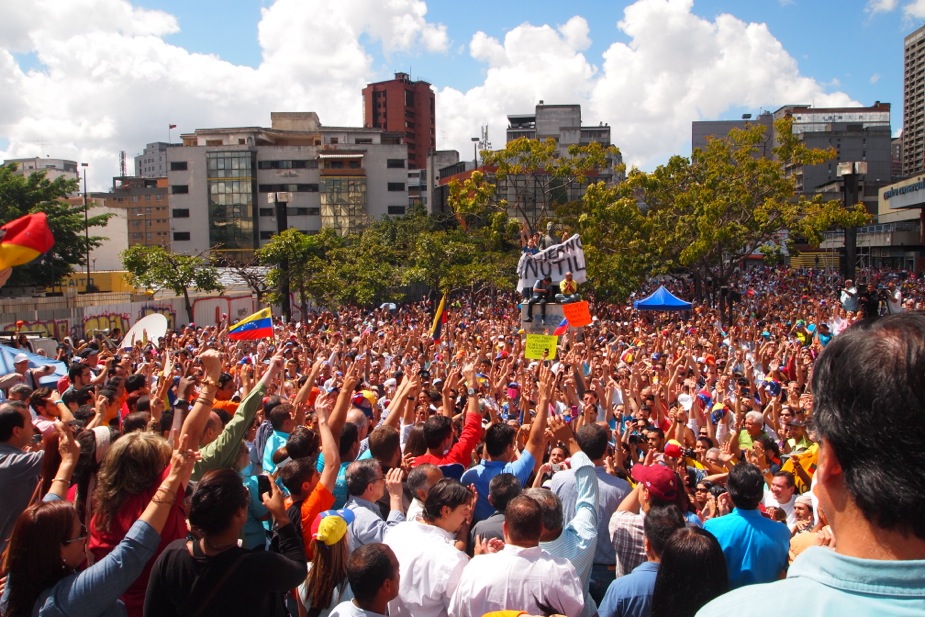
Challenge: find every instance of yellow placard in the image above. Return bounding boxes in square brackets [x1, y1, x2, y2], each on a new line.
[562, 300, 592, 327]
[524, 334, 559, 360]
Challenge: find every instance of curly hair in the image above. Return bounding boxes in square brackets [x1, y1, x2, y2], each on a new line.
[92, 431, 171, 533]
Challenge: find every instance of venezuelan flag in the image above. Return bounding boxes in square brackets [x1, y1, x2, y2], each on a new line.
[429, 291, 447, 342]
[552, 317, 569, 336]
[228, 308, 273, 341]
[0, 213, 55, 270]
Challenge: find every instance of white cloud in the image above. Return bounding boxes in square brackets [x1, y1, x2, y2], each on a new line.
[0, 0, 863, 189]
[903, 0, 925, 18]
[866, 0, 899, 13]
[440, 0, 857, 170]
[0, 0, 449, 188]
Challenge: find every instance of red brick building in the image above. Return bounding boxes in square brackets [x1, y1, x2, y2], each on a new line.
[362, 72, 435, 170]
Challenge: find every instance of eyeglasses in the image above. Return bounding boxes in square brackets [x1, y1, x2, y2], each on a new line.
[63, 524, 88, 545]
[705, 458, 719, 465]
[695, 487, 708, 493]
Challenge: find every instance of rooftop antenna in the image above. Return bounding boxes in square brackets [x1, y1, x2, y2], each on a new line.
[119, 150, 126, 177]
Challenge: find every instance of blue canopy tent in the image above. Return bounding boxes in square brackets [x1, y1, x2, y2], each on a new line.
[0, 344, 67, 386]
[633, 285, 693, 311]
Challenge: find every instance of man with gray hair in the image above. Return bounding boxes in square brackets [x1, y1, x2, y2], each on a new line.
[345, 459, 405, 551]
[737, 410, 768, 452]
[405, 463, 442, 521]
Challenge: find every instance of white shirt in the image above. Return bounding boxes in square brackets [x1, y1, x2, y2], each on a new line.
[328, 601, 387, 617]
[384, 520, 468, 617]
[762, 487, 797, 531]
[448, 544, 584, 617]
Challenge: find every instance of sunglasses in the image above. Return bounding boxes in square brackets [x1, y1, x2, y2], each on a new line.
[63, 524, 88, 545]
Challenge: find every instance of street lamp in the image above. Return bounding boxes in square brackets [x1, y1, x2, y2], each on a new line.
[837, 161, 868, 282]
[270, 191, 291, 322]
[80, 163, 94, 293]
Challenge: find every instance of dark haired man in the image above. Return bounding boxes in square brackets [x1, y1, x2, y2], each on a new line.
[551, 422, 631, 603]
[410, 363, 483, 469]
[609, 463, 684, 579]
[0, 401, 43, 554]
[461, 377, 550, 523]
[329, 543, 400, 617]
[598, 505, 686, 617]
[700, 313, 925, 614]
[449, 495, 584, 617]
[703, 463, 789, 589]
[470, 472, 522, 550]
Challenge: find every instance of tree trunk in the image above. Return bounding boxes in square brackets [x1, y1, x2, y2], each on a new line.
[182, 289, 194, 325]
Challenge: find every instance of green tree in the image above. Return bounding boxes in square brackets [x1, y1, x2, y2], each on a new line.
[257, 228, 346, 314]
[0, 165, 112, 289]
[562, 118, 871, 314]
[453, 138, 621, 235]
[121, 245, 223, 323]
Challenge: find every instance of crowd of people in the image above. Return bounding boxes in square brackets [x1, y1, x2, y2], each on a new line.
[0, 263, 923, 617]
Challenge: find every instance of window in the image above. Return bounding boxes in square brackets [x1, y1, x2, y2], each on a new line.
[387, 205, 406, 215]
[355, 138, 373, 144]
[258, 160, 310, 170]
[259, 208, 274, 217]
[170, 161, 188, 171]
[173, 208, 190, 218]
[387, 159, 406, 169]
[387, 182, 405, 191]
[259, 231, 274, 240]
[171, 185, 189, 194]
[291, 207, 321, 216]
[173, 232, 191, 241]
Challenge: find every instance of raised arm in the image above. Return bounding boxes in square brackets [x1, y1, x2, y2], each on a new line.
[292, 356, 324, 427]
[314, 391, 341, 492]
[178, 350, 223, 449]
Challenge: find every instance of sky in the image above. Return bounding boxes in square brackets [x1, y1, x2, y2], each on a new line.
[1, 0, 923, 190]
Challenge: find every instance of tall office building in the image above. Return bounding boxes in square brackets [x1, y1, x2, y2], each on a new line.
[362, 72, 435, 170]
[167, 112, 408, 260]
[904, 25, 925, 176]
[135, 142, 175, 177]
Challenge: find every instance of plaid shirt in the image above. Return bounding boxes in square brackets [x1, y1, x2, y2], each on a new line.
[608, 509, 646, 577]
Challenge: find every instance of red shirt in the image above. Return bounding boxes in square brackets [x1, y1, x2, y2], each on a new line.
[411, 410, 484, 468]
[88, 465, 187, 617]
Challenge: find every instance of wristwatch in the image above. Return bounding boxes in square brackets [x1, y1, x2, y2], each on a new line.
[467, 387, 476, 396]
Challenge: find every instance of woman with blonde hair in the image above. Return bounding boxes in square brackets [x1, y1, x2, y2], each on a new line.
[88, 431, 188, 617]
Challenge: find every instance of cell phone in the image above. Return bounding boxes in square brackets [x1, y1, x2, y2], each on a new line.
[257, 475, 272, 497]
[549, 463, 563, 473]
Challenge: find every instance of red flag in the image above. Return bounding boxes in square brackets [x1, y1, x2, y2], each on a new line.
[168, 124, 177, 129]
[0, 213, 55, 269]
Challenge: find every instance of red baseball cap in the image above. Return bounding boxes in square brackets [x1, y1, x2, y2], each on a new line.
[631, 464, 680, 502]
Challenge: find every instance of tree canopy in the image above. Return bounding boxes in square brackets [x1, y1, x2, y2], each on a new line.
[558, 118, 871, 304]
[121, 245, 223, 323]
[0, 165, 112, 289]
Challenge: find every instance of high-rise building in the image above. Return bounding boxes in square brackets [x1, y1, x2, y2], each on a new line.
[691, 112, 774, 155]
[904, 25, 925, 176]
[101, 176, 170, 248]
[3, 157, 79, 184]
[362, 72, 435, 170]
[135, 142, 175, 177]
[774, 102, 892, 196]
[167, 112, 408, 260]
